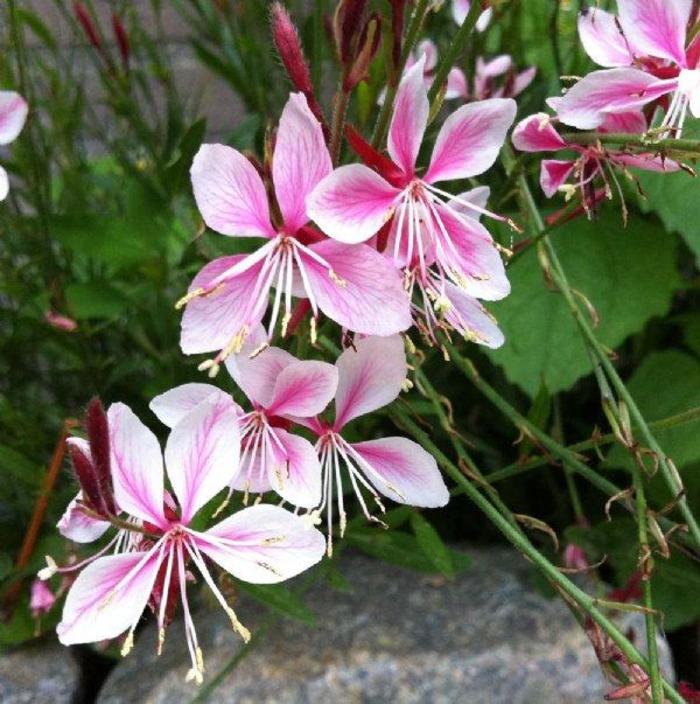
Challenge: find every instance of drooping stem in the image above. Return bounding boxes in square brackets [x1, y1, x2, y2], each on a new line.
[390, 409, 685, 704]
[371, 0, 431, 148]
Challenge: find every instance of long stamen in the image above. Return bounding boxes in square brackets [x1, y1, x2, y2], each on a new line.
[176, 541, 203, 685]
[156, 545, 176, 655]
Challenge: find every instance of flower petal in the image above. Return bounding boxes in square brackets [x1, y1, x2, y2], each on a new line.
[416, 40, 438, 72]
[425, 98, 517, 183]
[191, 144, 275, 238]
[300, 240, 412, 337]
[108, 403, 166, 528]
[57, 550, 162, 645]
[334, 335, 406, 429]
[600, 110, 648, 134]
[164, 394, 240, 523]
[351, 437, 449, 507]
[447, 186, 491, 221]
[0, 91, 28, 145]
[554, 68, 676, 130]
[388, 57, 429, 175]
[196, 504, 325, 584]
[267, 429, 322, 509]
[540, 159, 576, 198]
[307, 164, 401, 244]
[150, 383, 228, 428]
[180, 255, 267, 355]
[577, 7, 634, 67]
[512, 113, 567, 152]
[615, 153, 681, 173]
[443, 283, 505, 348]
[617, 0, 691, 67]
[273, 93, 332, 234]
[512, 67, 537, 96]
[266, 360, 338, 417]
[452, 0, 492, 32]
[445, 68, 468, 100]
[0, 165, 8, 202]
[57, 492, 111, 543]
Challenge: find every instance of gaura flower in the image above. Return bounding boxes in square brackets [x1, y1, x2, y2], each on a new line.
[180, 92, 410, 373]
[377, 39, 437, 105]
[308, 57, 516, 308]
[51, 397, 325, 684]
[151, 328, 338, 510]
[555, 0, 700, 136]
[302, 335, 449, 553]
[0, 91, 28, 201]
[512, 110, 680, 211]
[452, 0, 492, 33]
[446, 55, 536, 102]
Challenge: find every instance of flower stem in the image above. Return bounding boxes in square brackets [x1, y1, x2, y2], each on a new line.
[561, 131, 700, 156]
[371, 0, 431, 149]
[390, 409, 685, 704]
[427, 0, 482, 103]
[329, 85, 351, 165]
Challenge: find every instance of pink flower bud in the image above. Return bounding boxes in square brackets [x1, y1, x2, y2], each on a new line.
[30, 578, 56, 617]
[563, 543, 589, 571]
[271, 2, 313, 96]
[45, 310, 78, 332]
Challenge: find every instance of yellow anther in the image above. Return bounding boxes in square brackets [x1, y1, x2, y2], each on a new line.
[175, 287, 205, 310]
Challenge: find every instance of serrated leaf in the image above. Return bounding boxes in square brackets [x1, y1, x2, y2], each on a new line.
[486, 210, 682, 396]
[410, 512, 455, 578]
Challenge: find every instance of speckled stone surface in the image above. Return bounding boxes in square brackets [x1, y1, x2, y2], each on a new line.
[0, 638, 80, 704]
[95, 546, 639, 704]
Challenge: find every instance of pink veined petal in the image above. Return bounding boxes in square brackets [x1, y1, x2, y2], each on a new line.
[425, 98, 517, 183]
[232, 450, 273, 494]
[164, 394, 240, 524]
[577, 7, 634, 68]
[614, 153, 681, 173]
[351, 437, 449, 507]
[307, 164, 401, 244]
[225, 344, 297, 408]
[300, 239, 412, 337]
[334, 334, 406, 430]
[273, 93, 332, 234]
[479, 55, 513, 78]
[0, 165, 8, 202]
[267, 429, 322, 509]
[150, 383, 228, 428]
[416, 40, 438, 72]
[57, 550, 163, 645]
[0, 91, 28, 145]
[512, 113, 567, 152]
[540, 159, 576, 198]
[445, 67, 469, 100]
[443, 282, 505, 349]
[512, 67, 537, 97]
[388, 56, 429, 176]
[195, 504, 326, 584]
[447, 186, 491, 221]
[57, 492, 111, 543]
[679, 69, 700, 117]
[554, 68, 676, 130]
[435, 202, 510, 301]
[617, 0, 691, 67]
[266, 360, 338, 418]
[600, 110, 648, 134]
[180, 255, 267, 355]
[107, 403, 166, 528]
[191, 143, 275, 238]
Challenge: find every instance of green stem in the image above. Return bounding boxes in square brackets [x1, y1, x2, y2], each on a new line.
[561, 131, 700, 155]
[390, 410, 685, 704]
[503, 146, 700, 551]
[371, 0, 430, 148]
[427, 0, 482, 103]
[329, 85, 351, 165]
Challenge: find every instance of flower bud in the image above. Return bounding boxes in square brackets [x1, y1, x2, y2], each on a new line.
[68, 441, 104, 514]
[86, 397, 116, 515]
[73, 2, 101, 49]
[271, 2, 313, 96]
[112, 13, 130, 71]
[344, 13, 381, 91]
[333, 0, 369, 64]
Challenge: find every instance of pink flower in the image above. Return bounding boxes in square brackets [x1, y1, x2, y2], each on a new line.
[452, 0, 492, 33]
[0, 91, 28, 201]
[555, 0, 700, 135]
[180, 92, 410, 373]
[377, 39, 437, 105]
[302, 335, 449, 552]
[45, 311, 79, 332]
[151, 328, 338, 510]
[446, 55, 536, 101]
[512, 110, 680, 209]
[50, 397, 325, 683]
[30, 579, 56, 618]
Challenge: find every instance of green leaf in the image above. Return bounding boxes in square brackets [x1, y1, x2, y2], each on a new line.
[66, 282, 129, 320]
[0, 446, 42, 487]
[635, 122, 700, 265]
[237, 582, 315, 625]
[163, 118, 207, 194]
[485, 210, 682, 396]
[410, 512, 455, 578]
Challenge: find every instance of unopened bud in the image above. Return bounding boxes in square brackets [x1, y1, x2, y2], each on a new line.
[112, 13, 130, 71]
[74, 2, 101, 49]
[344, 13, 381, 91]
[271, 3, 313, 96]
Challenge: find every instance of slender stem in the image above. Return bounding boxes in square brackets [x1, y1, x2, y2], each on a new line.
[503, 146, 700, 550]
[390, 409, 685, 704]
[427, 0, 482, 103]
[371, 0, 430, 148]
[329, 85, 351, 165]
[561, 132, 700, 155]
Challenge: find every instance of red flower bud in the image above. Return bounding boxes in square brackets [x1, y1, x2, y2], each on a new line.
[86, 397, 115, 515]
[74, 2, 101, 50]
[679, 682, 700, 704]
[333, 0, 369, 64]
[112, 13, 130, 70]
[69, 442, 104, 515]
[271, 2, 313, 96]
[344, 13, 381, 91]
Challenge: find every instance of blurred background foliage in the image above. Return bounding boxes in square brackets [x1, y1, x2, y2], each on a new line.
[0, 0, 698, 678]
